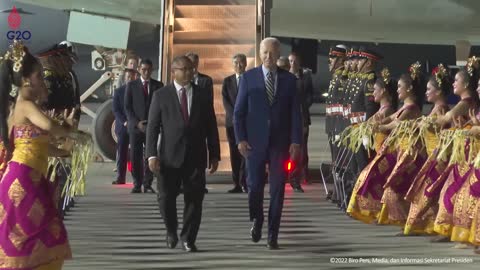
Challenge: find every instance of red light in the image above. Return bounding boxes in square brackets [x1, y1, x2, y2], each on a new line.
[127, 161, 132, 172]
[286, 160, 294, 172]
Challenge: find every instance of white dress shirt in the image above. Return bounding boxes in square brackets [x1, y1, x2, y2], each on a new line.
[174, 80, 193, 114]
[193, 73, 199, 85]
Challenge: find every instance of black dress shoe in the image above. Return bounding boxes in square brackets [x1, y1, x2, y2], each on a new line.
[181, 241, 198, 252]
[112, 180, 126, 185]
[204, 188, 209, 194]
[250, 220, 262, 243]
[228, 187, 243, 193]
[293, 185, 304, 193]
[144, 187, 156, 193]
[166, 234, 178, 249]
[131, 187, 142, 193]
[267, 240, 279, 250]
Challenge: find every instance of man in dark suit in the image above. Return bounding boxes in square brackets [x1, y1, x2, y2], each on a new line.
[186, 52, 214, 194]
[186, 52, 214, 102]
[125, 59, 163, 193]
[146, 56, 220, 252]
[234, 38, 303, 249]
[222, 53, 247, 193]
[288, 52, 314, 192]
[112, 69, 137, 185]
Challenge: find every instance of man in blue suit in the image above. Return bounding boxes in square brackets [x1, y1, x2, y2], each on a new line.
[112, 68, 137, 184]
[233, 37, 303, 249]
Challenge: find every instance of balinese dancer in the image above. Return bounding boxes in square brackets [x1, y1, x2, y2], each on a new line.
[0, 41, 75, 270]
[403, 64, 451, 235]
[346, 67, 397, 223]
[449, 57, 480, 247]
[431, 57, 480, 242]
[377, 62, 426, 228]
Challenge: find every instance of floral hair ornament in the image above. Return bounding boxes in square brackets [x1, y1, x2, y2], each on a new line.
[409, 61, 421, 80]
[380, 67, 390, 85]
[467, 56, 479, 77]
[432, 63, 447, 88]
[0, 40, 26, 97]
[0, 39, 26, 73]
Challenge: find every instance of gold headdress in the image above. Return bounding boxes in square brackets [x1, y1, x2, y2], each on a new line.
[0, 40, 26, 73]
[432, 63, 447, 88]
[380, 67, 390, 85]
[467, 56, 479, 77]
[408, 61, 421, 80]
[0, 40, 27, 97]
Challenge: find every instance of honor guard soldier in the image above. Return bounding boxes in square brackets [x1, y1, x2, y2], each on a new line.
[38, 43, 80, 119]
[349, 47, 382, 179]
[330, 47, 360, 206]
[326, 45, 347, 163]
[37, 42, 80, 217]
[342, 47, 361, 137]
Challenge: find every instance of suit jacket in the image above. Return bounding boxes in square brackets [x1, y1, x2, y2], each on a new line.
[221, 74, 239, 127]
[233, 66, 302, 153]
[195, 72, 214, 102]
[124, 78, 163, 132]
[112, 85, 127, 134]
[296, 69, 314, 126]
[146, 84, 220, 169]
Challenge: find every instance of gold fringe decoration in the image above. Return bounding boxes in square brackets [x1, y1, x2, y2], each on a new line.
[64, 131, 94, 196]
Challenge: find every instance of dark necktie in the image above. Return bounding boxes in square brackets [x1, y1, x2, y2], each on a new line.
[180, 87, 189, 123]
[143, 80, 148, 96]
[266, 71, 274, 105]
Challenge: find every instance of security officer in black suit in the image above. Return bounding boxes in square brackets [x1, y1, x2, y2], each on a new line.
[186, 52, 214, 103]
[125, 59, 164, 193]
[222, 53, 248, 193]
[112, 69, 138, 185]
[288, 52, 314, 191]
[185, 52, 214, 194]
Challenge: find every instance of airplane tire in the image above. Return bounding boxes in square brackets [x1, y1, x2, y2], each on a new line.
[92, 99, 116, 161]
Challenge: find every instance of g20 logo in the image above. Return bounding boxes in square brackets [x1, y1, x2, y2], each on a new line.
[5, 6, 32, 41]
[6, 30, 31, 40]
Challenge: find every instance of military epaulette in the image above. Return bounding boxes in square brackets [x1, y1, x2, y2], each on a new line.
[334, 69, 343, 76]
